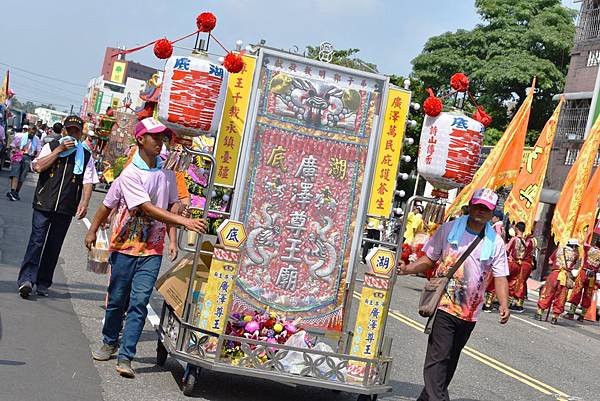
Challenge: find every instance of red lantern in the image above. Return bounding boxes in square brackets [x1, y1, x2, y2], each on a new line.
[153, 38, 173, 59]
[223, 52, 244, 74]
[418, 112, 484, 189]
[450, 73, 469, 92]
[473, 106, 492, 127]
[197, 12, 217, 32]
[423, 88, 443, 117]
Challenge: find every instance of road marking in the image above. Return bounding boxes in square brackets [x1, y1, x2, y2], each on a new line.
[82, 217, 91, 229]
[352, 291, 571, 399]
[511, 315, 548, 330]
[147, 303, 160, 327]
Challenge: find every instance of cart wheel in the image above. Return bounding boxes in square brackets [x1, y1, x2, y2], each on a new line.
[182, 366, 200, 397]
[156, 341, 168, 366]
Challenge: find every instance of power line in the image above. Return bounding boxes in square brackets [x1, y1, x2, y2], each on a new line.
[0, 61, 87, 88]
[11, 82, 83, 103]
[9, 71, 85, 98]
[12, 95, 75, 110]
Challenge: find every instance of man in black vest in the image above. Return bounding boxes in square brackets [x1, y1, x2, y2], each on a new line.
[17, 115, 98, 298]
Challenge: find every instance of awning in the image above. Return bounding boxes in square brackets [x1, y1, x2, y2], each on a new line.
[552, 92, 593, 101]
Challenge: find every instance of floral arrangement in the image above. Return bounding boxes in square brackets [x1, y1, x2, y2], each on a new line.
[222, 311, 310, 363]
[184, 155, 233, 234]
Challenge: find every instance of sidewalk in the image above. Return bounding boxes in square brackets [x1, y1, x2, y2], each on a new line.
[0, 171, 103, 401]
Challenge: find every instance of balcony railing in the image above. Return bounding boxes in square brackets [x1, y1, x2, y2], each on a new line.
[576, 5, 600, 43]
[555, 99, 590, 141]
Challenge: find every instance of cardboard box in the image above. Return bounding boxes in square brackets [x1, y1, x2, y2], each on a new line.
[156, 254, 209, 318]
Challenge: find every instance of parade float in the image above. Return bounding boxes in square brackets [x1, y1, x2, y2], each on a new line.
[113, 12, 415, 400]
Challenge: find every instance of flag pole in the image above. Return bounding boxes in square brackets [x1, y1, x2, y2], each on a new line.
[585, 65, 600, 138]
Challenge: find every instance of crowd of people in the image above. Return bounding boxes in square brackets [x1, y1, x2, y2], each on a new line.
[8, 114, 207, 379]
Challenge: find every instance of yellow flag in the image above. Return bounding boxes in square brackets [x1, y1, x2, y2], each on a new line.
[551, 117, 600, 246]
[573, 163, 600, 244]
[0, 70, 8, 104]
[504, 97, 564, 234]
[446, 79, 535, 218]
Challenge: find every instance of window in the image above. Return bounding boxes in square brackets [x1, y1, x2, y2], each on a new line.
[565, 149, 579, 166]
[588, 50, 600, 66]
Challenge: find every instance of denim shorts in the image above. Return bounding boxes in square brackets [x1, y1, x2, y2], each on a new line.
[9, 156, 31, 182]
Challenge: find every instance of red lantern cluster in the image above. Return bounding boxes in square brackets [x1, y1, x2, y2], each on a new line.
[421, 72, 492, 124]
[197, 12, 217, 32]
[153, 38, 173, 59]
[223, 52, 245, 74]
[114, 11, 245, 73]
[450, 72, 469, 92]
[423, 88, 443, 117]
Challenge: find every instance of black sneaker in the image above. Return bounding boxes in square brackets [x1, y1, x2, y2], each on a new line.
[116, 359, 135, 378]
[550, 317, 558, 325]
[36, 286, 49, 297]
[482, 304, 493, 313]
[534, 312, 543, 321]
[18, 281, 32, 298]
[577, 314, 584, 322]
[6, 191, 16, 201]
[13, 191, 20, 201]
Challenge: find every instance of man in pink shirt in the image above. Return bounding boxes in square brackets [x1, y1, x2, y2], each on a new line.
[398, 188, 510, 401]
[85, 117, 207, 378]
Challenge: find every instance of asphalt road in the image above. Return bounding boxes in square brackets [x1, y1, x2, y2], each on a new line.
[0, 171, 599, 401]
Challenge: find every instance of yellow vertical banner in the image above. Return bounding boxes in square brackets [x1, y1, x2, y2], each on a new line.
[504, 97, 564, 234]
[347, 273, 390, 381]
[552, 116, 600, 246]
[574, 166, 600, 243]
[196, 246, 240, 334]
[367, 87, 411, 217]
[214, 54, 257, 187]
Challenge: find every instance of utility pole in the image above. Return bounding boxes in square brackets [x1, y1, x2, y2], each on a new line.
[69, 104, 73, 115]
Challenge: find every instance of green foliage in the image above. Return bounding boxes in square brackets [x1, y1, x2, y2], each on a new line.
[411, 0, 576, 138]
[11, 97, 56, 113]
[111, 156, 127, 178]
[306, 46, 379, 73]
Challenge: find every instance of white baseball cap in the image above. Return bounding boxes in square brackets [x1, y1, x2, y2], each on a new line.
[470, 188, 498, 210]
[567, 239, 579, 247]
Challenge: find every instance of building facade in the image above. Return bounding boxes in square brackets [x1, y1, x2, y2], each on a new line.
[83, 47, 160, 117]
[536, 0, 600, 278]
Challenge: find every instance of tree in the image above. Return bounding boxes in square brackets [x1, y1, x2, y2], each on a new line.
[411, 0, 576, 137]
[306, 46, 378, 73]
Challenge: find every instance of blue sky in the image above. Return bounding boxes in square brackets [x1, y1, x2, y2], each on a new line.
[0, 0, 580, 111]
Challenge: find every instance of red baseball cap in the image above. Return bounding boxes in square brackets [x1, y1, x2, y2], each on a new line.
[135, 117, 172, 139]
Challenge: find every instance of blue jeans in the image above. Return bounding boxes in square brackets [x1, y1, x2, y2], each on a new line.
[17, 209, 72, 288]
[102, 252, 162, 361]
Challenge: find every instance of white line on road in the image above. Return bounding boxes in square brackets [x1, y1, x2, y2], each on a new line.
[147, 303, 160, 327]
[511, 315, 548, 330]
[82, 217, 91, 229]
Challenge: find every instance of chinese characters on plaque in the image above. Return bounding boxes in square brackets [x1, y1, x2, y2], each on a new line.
[233, 51, 385, 331]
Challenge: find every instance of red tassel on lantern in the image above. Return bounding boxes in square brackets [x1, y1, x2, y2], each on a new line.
[423, 88, 443, 117]
[223, 52, 244, 73]
[153, 38, 173, 59]
[450, 72, 469, 92]
[473, 106, 492, 127]
[197, 12, 217, 32]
